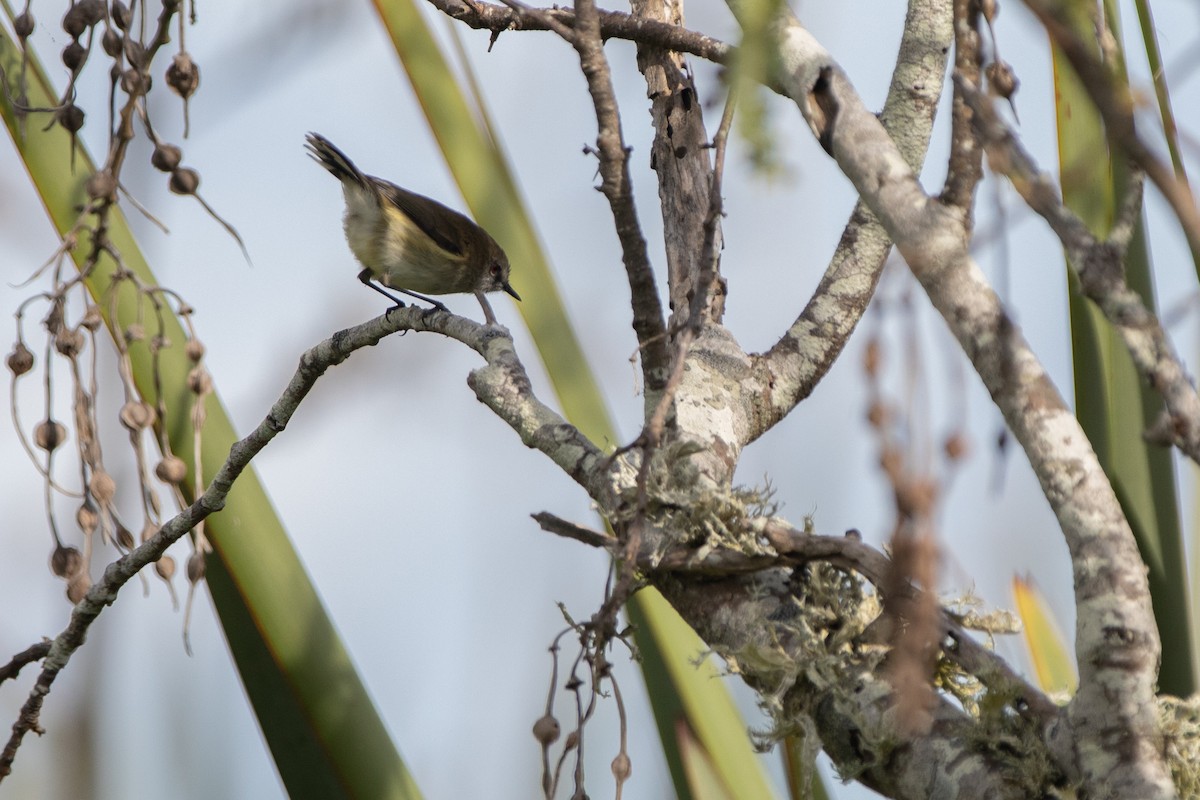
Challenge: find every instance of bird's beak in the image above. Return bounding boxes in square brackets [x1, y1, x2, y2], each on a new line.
[503, 281, 521, 301]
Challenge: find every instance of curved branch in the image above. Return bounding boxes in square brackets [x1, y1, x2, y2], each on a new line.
[749, 9, 1172, 798]
[745, 0, 953, 444]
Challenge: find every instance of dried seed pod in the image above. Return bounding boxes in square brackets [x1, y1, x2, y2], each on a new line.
[120, 68, 149, 95]
[124, 322, 144, 342]
[6, 342, 34, 376]
[151, 142, 182, 172]
[166, 52, 200, 100]
[13, 11, 34, 39]
[81, 305, 103, 331]
[986, 60, 1019, 101]
[51, 544, 84, 578]
[62, 40, 87, 72]
[76, 0, 105, 26]
[184, 338, 205, 363]
[89, 469, 116, 504]
[187, 366, 212, 395]
[864, 338, 881, 377]
[141, 520, 158, 542]
[118, 400, 156, 431]
[123, 39, 146, 69]
[35, 419, 68, 452]
[62, 4, 88, 38]
[101, 26, 122, 58]
[54, 328, 85, 357]
[67, 572, 92, 604]
[155, 554, 176, 581]
[169, 167, 200, 196]
[532, 714, 560, 745]
[76, 501, 100, 535]
[155, 455, 187, 484]
[57, 104, 86, 133]
[186, 551, 206, 583]
[115, 521, 135, 550]
[111, 0, 131, 31]
[611, 753, 631, 782]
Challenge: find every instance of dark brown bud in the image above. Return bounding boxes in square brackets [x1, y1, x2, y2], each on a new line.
[111, 0, 131, 31]
[62, 4, 88, 38]
[123, 39, 146, 69]
[169, 167, 200, 195]
[151, 143, 182, 172]
[101, 27, 122, 58]
[186, 551, 206, 583]
[13, 11, 34, 39]
[115, 521, 135, 550]
[6, 342, 34, 376]
[51, 545, 84, 578]
[57, 104, 85, 133]
[532, 714, 560, 745]
[77, 0, 105, 26]
[35, 419, 68, 452]
[166, 52, 200, 100]
[86, 170, 118, 202]
[155, 455, 187, 484]
[62, 40, 86, 72]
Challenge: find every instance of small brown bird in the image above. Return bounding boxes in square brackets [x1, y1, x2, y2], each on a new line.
[306, 133, 520, 324]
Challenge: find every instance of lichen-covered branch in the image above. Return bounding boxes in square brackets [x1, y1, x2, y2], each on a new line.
[745, 7, 1173, 797]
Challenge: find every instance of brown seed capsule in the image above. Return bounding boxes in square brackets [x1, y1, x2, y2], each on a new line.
[119, 400, 156, 431]
[611, 753, 631, 782]
[51, 544, 84, 578]
[166, 52, 200, 99]
[169, 167, 200, 196]
[101, 27, 122, 58]
[866, 401, 887, 429]
[35, 419, 68, 452]
[186, 551, 206, 583]
[864, 338, 881, 377]
[54, 328, 85, 357]
[6, 342, 34, 376]
[77, 501, 100, 535]
[120, 68, 151, 95]
[155, 455, 187, 484]
[57, 104, 86, 133]
[81, 305, 103, 331]
[62, 5, 88, 38]
[77, 0, 105, 26]
[115, 522, 135, 550]
[986, 60, 1019, 101]
[124, 322, 144, 343]
[89, 469, 116, 504]
[151, 143, 182, 172]
[13, 11, 34, 39]
[123, 39, 146, 69]
[184, 338, 205, 362]
[187, 366, 212, 394]
[111, 0, 131, 31]
[67, 572, 92, 604]
[532, 714, 560, 745]
[62, 40, 86, 72]
[155, 554, 176, 581]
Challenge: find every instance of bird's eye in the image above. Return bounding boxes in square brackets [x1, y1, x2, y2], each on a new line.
[490, 263, 502, 277]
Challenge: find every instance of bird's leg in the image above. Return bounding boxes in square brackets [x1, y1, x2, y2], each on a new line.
[394, 288, 450, 315]
[358, 269, 408, 314]
[474, 290, 498, 326]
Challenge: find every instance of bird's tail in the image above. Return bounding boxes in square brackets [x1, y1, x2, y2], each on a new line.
[305, 133, 368, 187]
